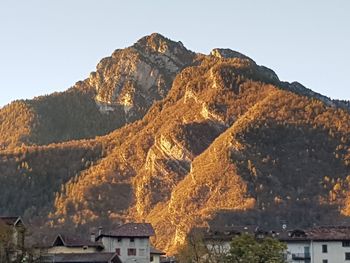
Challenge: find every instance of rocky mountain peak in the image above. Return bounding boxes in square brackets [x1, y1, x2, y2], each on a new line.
[88, 33, 196, 122]
[133, 33, 189, 57]
[210, 48, 253, 61]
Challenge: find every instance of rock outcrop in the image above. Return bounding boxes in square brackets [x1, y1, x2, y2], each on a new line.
[90, 33, 196, 121]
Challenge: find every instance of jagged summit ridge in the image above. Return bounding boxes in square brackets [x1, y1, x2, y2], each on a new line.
[134, 33, 190, 59]
[0, 32, 347, 149]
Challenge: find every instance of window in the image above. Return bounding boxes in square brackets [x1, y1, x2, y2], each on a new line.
[344, 241, 350, 247]
[128, 248, 136, 256]
[322, 244, 328, 253]
[150, 255, 154, 262]
[323, 260, 328, 263]
[346, 252, 350, 260]
[130, 237, 135, 242]
[117, 238, 122, 242]
[139, 248, 145, 257]
[115, 248, 120, 256]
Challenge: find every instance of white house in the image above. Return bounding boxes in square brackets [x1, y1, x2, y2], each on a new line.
[95, 223, 156, 263]
[196, 225, 350, 263]
[280, 226, 350, 263]
[150, 247, 165, 263]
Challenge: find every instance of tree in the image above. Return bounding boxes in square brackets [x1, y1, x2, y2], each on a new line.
[177, 229, 230, 263]
[225, 234, 286, 263]
[177, 230, 209, 263]
[0, 221, 14, 263]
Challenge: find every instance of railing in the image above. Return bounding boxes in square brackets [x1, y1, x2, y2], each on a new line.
[292, 253, 311, 260]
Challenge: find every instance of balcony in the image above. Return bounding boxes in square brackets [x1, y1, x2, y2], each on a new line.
[292, 253, 311, 260]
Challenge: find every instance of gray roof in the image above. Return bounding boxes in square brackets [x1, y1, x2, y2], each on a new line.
[52, 234, 104, 248]
[150, 246, 166, 255]
[97, 223, 155, 239]
[41, 253, 121, 263]
[280, 226, 350, 242]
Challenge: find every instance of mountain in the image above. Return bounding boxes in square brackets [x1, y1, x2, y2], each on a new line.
[0, 33, 350, 253]
[0, 33, 195, 149]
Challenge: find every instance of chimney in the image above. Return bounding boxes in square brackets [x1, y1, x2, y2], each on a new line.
[281, 220, 287, 231]
[98, 226, 103, 236]
[90, 232, 96, 242]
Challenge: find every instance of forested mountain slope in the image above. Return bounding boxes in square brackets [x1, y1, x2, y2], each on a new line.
[0, 34, 349, 253]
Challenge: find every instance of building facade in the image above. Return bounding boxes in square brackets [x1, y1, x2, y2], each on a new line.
[281, 227, 350, 263]
[150, 247, 166, 263]
[96, 223, 156, 263]
[198, 225, 350, 263]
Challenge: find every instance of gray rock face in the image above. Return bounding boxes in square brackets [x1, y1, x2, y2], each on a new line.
[89, 33, 196, 122]
[211, 48, 253, 61]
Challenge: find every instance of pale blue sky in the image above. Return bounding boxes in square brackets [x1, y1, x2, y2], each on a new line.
[0, 0, 349, 107]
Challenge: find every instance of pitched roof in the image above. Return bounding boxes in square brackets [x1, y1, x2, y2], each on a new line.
[309, 226, 350, 241]
[0, 216, 23, 226]
[52, 234, 104, 248]
[40, 253, 121, 263]
[97, 223, 155, 239]
[280, 226, 350, 242]
[150, 246, 166, 255]
[200, 225, 267, 241]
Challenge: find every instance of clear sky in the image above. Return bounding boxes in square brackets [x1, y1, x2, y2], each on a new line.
[0, 0, 349, 107]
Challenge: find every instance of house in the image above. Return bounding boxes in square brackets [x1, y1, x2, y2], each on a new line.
[279, 229, 311, 263]
[35, 222, 163, 263]
[96, 223, 155, 263]
[201, 225, 271, 257]
[150, 246, 166, 263]
[201, 225, 350, 262]
[47, 234, 104, 254]
[40, 252, 121, 263]
[0, 216, 25, 262]
[280, 226, 350, 263]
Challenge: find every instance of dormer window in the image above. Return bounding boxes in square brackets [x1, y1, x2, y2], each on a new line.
[290, 229, 307, 238]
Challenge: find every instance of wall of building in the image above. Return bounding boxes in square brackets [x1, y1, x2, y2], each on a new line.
[286, 242, 310, 263]
[151, 254, 161, 263]
[47, 246, 98, 254]
[206, 241, 231, 255]
[312, 241, 350, 263]
[101, 236, 150, 263]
